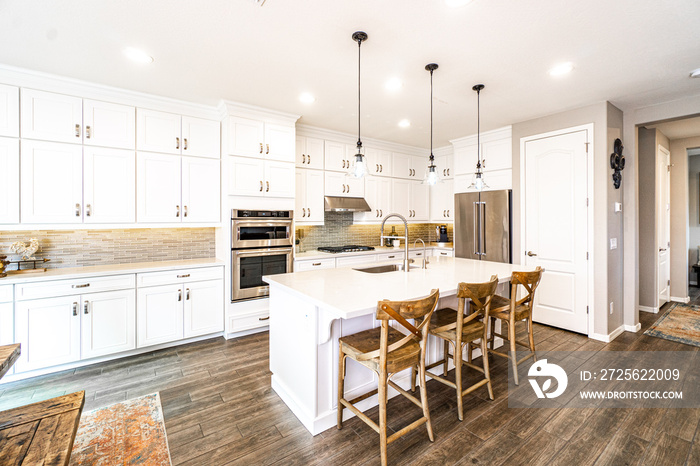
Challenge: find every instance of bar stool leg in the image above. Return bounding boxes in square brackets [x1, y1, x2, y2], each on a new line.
[379, 370, 389, 466]
[481, 331, 494, 400]
[410, 365, 417, 392]
[528, 315, 537, 362]
[455, 342, 464, 421]
[442, 340, 449, 376]
[418, 357, 434, 441]
[489, 317, 496, 350]
[509, 319, 519, 385]
[337, 345, 345, 429]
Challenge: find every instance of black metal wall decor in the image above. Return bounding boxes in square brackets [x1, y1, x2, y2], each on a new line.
[610, 138, 625, 189]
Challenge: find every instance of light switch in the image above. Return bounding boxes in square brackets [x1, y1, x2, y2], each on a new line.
[610, 238, 618, 250]
[614, 202, 622, 212]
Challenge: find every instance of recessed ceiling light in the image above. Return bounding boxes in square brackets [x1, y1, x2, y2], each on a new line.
[299, 92, 316, 104]
[123, 47, 153, 64]
[690, 68, 700, 78]
[445, 0, 474, 7]
[398, 119, 411, 128]
[385, 77, 403, 92]
[549, 62, 574, 76]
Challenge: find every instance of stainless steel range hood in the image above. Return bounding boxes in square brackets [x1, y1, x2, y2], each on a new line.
[324, 196, 371, 212]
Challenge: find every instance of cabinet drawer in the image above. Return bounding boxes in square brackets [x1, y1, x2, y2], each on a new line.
[376, 252, 405, 262]
[15, 274, 135, 301]
[0, 285, 12, 303]
[294, 258, 335, 271]
[137, 266, 223, 287]
[336, 255, 377, 267]
[228, 310, 269, 333]
[434, 249, 454, 257]
[408, 250, 428, 259]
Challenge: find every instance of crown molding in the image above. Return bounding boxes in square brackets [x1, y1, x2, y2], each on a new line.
[296, 123, 426, 156]
[218, 100, 300, 126]
[450, 125, 512, 148]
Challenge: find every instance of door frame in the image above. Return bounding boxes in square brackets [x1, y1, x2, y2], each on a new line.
[656, 144, 671, 306]
[519, 123, 594, 336]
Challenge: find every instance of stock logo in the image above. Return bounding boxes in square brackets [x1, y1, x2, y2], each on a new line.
[528, 359, 568, 399]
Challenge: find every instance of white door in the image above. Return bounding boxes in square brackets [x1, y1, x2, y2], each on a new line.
[81, 289, 136, 359]
[392, 152, 412, 179]
[264, 160, 295, 198]
[84, 147, 136, 223]
[227, 117, 264, 157]
[0, 84, 19, 137]
[184, 279, 224, 338]
[324, 140, 346, 172]
[182, 156, 220, 222]
[657, 145, 671, 305]
[136, 109, 181, 155]
[21, 140, 83, 224]
[136, 152, 182, 223]
[228, 156, 265, 196]
[410, 181, 430, 221]
[0, 137, 19, 223]
[524, 128, 589, 334]
[391, 179, 411, 219]
[15, 296, 81, 372]
[181, 116, 220, 159]
[83, 99, 135, 149]
[21, 89, 82, 144]
[264, 123, 295, 162]
[137, 284, 184, 348]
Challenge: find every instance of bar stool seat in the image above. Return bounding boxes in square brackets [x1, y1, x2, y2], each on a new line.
[340, 326, 421, 373]
[489, 294, 531, 321]
[430, 309, 485, 343]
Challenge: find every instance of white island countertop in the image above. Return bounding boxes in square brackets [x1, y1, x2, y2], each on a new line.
[294, 243, 453, 261]
[264, 256, 532, 320]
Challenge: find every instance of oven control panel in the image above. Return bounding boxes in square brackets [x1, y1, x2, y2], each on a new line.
[232, 210, 293, 219]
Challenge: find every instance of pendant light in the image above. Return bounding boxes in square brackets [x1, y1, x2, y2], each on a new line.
[348, 31, 368, 179]
[467, 84, 489, 191]
[422, 63, 443, 186]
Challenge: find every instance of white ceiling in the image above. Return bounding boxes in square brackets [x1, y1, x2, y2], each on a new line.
[646, 115, 700, 140]
[1, 0, 700, 148]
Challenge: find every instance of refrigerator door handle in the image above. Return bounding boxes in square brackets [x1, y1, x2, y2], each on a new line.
[473, 201, 480, 255]
[480, 202, 487, 257]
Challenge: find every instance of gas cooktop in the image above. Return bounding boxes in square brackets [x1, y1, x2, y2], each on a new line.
[317, 245, 375, 254]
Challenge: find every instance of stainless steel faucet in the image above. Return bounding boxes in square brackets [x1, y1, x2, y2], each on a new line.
[413, 238, 429, 269]
[380, 213, 411, 272]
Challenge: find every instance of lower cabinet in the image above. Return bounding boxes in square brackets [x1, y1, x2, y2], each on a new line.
[184, 279, 224, 338]
[81, 289, 136, 359]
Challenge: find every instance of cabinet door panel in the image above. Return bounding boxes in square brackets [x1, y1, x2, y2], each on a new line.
[481, 138, 512, 171]
[0, 137, 19, 223]
[324, 140, 346, 172]
[81, 290, 136, 359]
[324, 171, 345, 197]
[83, 99, 135, 149]
[264, 123, 295, 162]
[410, 181, 430, 221]
[434, 154, 453, 179]
[21, 140, 83, 224]
[15, 296, 81, 372]
[228, 117, 264, 157]
[0, 84, 19, 137]
[304, 137, 324, 170]
[430, 179, 454, 222]
[136, 109, 181, 155]
[181, 116, 220, 159]
[391, 179, 411, 220]
[137, 284, 183, 348]
[354, 176, 380, 222]
[392, 152, 412, 179]
[294, 169, 306, 220]
[182, 156, 220, 222]
[21, 89, 82, 144]
[84, 147, 136, 223]
[453, 144, 478, 176]
[136, 152, 182, 223]
[377, 177, 392, 219]
[305, 169, 324, 222]
[228, 156, 265, 196]
[184, 279, 224, 338]
[264, 161, 295, 198]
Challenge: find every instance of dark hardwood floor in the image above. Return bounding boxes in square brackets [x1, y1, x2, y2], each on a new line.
[0, 309, 698, 465]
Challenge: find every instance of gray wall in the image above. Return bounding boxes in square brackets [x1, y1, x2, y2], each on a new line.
[688, 154, 700, 280]
[637, 128, 660, 308]
[607, 103, 624, 330]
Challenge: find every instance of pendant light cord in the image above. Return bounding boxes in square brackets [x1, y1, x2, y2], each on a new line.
[357, 39, 362, 148]
[477, 88, 480, 165]
[430, 68, 433, 159]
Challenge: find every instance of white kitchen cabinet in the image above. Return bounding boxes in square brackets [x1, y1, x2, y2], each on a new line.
[0, 137, 19, 224]
[84, 147, 136, 223]
[454, 170, 512, 193]
[430, 179, 454, 222]
[265, 160, 295, 197]
[228, 156, 294, 198]
[181, 116, 221, 159]
[391, 179, 411, 220]
[137, 152, 182, 222]
[0, 84, 19, 137]
[296, 169, 324, 223]
[296, 136, 324, 169]
[136, 109, 181, 155]
[336, 254, 377, 268]
[21, 89, 82, 144]
[392, 152, 412, 179]
[228, 117, 264, 157]
[184, 279, 224, 338]
[14, 296, 82, 372]
[354, 176, 391, 222]
[324, 171, 364, 198]
[182, 156, 220, 222]
[80, 289, 136, 359]
[324, 140, 348, 173]
[137, 284, 184, 348]
[21, 140, 83, 224]
[264, 123, 295, 162]
[83, 99, 135, 149]
[453, 144, 478, 176]
[434, 154, 453, 179]
[294, 258, 336, 271]
[434, 249, 454, 257]
[481, 138, 512, 172]
[410, 181, 430, 221]
[365, 148, 391, 177]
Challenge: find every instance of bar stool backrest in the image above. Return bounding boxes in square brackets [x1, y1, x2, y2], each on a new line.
[510, 267, 544, 312]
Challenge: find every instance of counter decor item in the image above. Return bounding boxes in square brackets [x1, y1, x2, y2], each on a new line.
[0, 255, 8, 278]
[10, 238, 40, 260]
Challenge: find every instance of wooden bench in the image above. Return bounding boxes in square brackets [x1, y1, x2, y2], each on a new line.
[0, 344, 20, 380]
[0, 391, 85, 465]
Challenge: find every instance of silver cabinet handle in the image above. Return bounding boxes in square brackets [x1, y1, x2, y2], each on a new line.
[72, 283, 90, 289]
[312, 262, 322, 266]
[75, 124, 81, 138]
[176, 205, 180, 217]
[186, 288, 190, 300]
[302, 154, 306, 164]
[184, 205, 188, 218]
[176, 137, 180, 150]
[266, 144, 270, 155]
[177, 274, 190, 278]
[259, 316, 270, 321]
[527, 251, 538, 257]
[178, 289, 182, 301]
[184, 138, 188, 150]
[86, 126, 91, 139]
[260, 180, 263, 192]
[73, 302, 78, 316]
[266, 181, 270, 192]
[75, 203, 81, 217]
[84, 301, 89, 314]
[86, 204, 92, 217]
[473, 202, 479, 255]
[260, 143, 263, 154]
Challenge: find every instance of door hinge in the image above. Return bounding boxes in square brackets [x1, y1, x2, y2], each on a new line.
[667, 165, 671, 172]
[586, 198, 589, 207]
[585, 142, 590, 153]
[586, 306, 589, 314]
[586, 252, 589, 260]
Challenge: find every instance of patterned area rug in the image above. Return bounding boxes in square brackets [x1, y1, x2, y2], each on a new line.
[70, 393, 172, 465]
[644, 303, 700, 347]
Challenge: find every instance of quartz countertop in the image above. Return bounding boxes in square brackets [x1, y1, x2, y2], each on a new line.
[294, 243, 453, 261]
[0, 258, 224, 285]
[265, 256, 530, 320]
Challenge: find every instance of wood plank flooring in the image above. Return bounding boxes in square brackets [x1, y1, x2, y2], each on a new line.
[0, 309, 698, 465]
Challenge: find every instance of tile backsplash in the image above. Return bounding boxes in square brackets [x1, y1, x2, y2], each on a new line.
[296, 212, 453, 251]
[0, 229, 216, 269]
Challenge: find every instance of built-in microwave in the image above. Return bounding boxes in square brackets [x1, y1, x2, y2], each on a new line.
[231, 209, 293, 249]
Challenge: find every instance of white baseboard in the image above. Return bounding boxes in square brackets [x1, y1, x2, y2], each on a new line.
[670, 296, 690, 304]
[589, 325, 625, 343]
[624, 323, 642, 333]
[224, 326, 268, 340]
[639, 305, 659, 314]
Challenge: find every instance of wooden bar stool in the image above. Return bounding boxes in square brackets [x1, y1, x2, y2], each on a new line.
[337, 289, 439, 466]
[422, 276, 498, 421]
[487, 267, 544, 385]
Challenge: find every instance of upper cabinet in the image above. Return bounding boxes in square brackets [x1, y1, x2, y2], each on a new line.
[137, 109, 220, 158]
[452, 126, 512, 175]
[21, 89, 82, 144]
[365, 148, 391, 177]
[296, 136, 324, 170]
[0, 137, 19, 224]
[324, 140, 348, 173]
[83, 99, 135, 150]
[228, 156, 294, 199]
[0, 84, 19, 138]
[434, 153, 453, 179]
[83, 147, 136, 223]
[181, 116, 221, 158]
[227, 116, 294, 162]
[392, 152, 426, 180]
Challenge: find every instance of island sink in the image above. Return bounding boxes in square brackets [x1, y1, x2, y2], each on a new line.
[353, 263, 418, 273]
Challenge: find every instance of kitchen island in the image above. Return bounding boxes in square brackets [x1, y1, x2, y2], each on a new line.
[264, 256, 533, 435]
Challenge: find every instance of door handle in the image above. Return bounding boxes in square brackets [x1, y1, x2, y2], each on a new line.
[473, 202, 479, 255]
[527, 251, 538, 257]
[659, 248, 667, 252]
[480, 202, 486, 256]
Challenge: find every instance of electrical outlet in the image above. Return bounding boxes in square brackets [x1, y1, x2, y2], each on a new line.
[609, 302, 614, 315]
[610, 238, 618, 250]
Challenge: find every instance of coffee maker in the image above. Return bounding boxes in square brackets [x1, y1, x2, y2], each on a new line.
[436, 225, 449, 243]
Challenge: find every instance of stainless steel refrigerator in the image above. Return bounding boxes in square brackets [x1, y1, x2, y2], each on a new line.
[454, 189, 512, 263]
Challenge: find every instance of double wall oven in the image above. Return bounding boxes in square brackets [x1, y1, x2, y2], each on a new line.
[231, 209, 293, 302]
